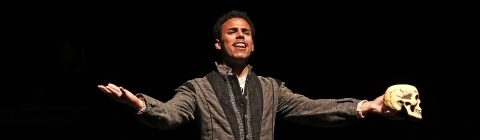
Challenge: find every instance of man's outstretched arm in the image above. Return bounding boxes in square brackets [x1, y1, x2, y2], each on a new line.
[275, 81, 394, 128]
[98, 82, 196, 130]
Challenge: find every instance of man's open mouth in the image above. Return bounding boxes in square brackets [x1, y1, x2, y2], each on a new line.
[234, 42, 246, 48]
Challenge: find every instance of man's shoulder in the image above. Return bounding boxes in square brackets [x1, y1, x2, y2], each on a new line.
[256, 75, 283, 87]
[179, 77, 208, 92]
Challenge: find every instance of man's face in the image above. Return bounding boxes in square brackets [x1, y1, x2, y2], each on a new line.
[215, 18, 254, 61]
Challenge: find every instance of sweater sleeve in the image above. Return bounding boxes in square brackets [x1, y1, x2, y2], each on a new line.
[133, 81, 196, 130]
[276, 81, 363, 128]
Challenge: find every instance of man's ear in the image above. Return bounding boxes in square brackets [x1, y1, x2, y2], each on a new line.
[252, 42, 254, 51]
[215, 39, 221, 50]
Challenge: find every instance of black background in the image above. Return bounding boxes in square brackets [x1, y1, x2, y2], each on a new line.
[2, 1, 477, 139]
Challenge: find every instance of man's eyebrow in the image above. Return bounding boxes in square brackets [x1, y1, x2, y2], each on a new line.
[227, 27, 238, 31]
[226, 27, 250, 32]
[241, 28, 251, 32]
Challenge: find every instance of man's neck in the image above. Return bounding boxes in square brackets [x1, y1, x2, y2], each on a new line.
[220, 61, 249, 77]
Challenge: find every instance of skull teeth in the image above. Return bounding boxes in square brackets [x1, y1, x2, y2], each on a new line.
[414, 109, 422, 114]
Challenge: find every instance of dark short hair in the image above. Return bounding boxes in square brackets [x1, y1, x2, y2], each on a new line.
[213, 10, 256, 40]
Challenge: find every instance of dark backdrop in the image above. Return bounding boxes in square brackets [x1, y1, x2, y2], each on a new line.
[2, 1, 477, 139]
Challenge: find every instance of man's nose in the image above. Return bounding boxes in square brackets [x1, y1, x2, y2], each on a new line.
[236, 32, 245, 39]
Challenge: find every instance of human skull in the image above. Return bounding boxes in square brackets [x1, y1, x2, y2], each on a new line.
[383, 84, 422, 120]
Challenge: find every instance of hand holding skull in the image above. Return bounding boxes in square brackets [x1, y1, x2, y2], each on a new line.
[361, 84, 422, 121]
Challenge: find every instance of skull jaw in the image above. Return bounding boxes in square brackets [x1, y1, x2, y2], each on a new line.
[389, 105, 422, 121]
[405, 105, 422, 120]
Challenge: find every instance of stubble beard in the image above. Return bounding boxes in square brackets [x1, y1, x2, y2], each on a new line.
[221, 52, 249, 67]
[219, 42, 250, 66]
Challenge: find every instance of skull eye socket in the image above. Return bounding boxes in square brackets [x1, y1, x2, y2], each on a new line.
[397, 101, 403, 107]
[415, 94, 419, 100]
[403, 102, 417, 114]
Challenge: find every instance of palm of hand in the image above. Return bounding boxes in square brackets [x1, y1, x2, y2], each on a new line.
[98, 83, 141, 108]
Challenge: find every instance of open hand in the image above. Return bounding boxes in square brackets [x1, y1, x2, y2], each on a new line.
[98, 83, 144, 110]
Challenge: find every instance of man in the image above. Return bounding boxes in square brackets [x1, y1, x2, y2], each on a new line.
[98, 10, 397, 140]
